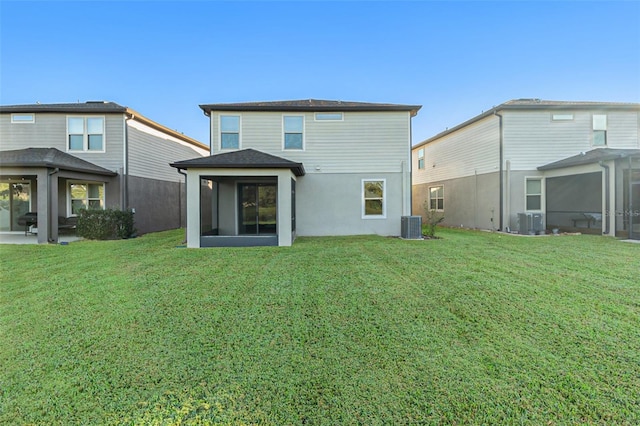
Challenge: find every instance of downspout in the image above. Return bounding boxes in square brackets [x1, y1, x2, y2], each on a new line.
[408, 112, 413, 216]
[47, 167, 59, 243]
[599, 161, 610, 235]
[494, 110, 504, 231]
[123, 112, 132, 210]
[177, 168, 187, 244]
[629, 155, 633, 240]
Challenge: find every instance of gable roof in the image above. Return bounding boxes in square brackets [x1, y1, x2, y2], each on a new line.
[538, 148, 640, 171]
[200, 99, 421, 117]
[414, 99, 640, 148]
[0, 148, 118, 176]
[170, 148, 305, 176]
[1, 101, 208, 150]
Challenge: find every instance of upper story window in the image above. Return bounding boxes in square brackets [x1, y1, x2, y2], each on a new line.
[11, 113, 35, 123]
[525, 178, 543, 211]
[220, 115, 240, 149]
[418, 148, 425, 169]
[283, 115, 304, 150]
[314, 112, 343, 121]
[593, 114, 607, 146]
[362, 179, 386, 218]
[429, 185, 444, 211]
[67, 116, 104, 151]
[552, 113, 573, 121]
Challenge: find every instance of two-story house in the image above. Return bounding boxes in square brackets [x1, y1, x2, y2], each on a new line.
[0, 101, 209, 243]
[412, 99, 640, 239]
[170, 99, 421, 247]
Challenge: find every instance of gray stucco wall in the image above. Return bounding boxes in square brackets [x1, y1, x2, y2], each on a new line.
[127, 175, 184, 235]
[296, 172, 406, 237]
[412, 172, 500, 230]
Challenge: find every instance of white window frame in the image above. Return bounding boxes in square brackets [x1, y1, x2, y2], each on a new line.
[362, 179, 386, 219]
[314, 112, 343, 121]
[11, 113, 35, 124]
[417, 148, 425, 170]
[66, 116, 106, 152]
[592, 114, 607, 147]
[525, 177, 544, 212]
[282, 115, 305, 150]
[68, 181, 106, 216]
[428, 185, 444, 212]
[219, 114, 241, 150]
[552, 113, 574, 121]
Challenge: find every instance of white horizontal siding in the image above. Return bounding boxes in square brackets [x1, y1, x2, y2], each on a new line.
[504, 110, 640, 170]
[608, 111, 640, 148]
[210, 111, 411, 174]
[127, 120, 208, 182]
[0, 112, 125, 172]
[412, 115, 500, 185]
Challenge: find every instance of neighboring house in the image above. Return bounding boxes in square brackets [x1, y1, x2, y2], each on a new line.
[412, 99, 640, 239]
[170, 99, 421, 247]
[0, 101, 209, 243]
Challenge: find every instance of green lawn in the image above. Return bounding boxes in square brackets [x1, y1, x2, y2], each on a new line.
[1, 229, 639, 425]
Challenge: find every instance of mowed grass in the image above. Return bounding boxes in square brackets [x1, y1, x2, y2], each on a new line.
[1, 229, 639, 425]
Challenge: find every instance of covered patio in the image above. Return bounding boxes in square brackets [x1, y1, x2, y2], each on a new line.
[0, 148, 117, 244]
[539, 148, 640, 239]
[171, 149, 305, 247]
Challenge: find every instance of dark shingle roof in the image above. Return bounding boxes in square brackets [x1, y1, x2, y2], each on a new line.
[171, 149, 305, 176]
[503, 99, 640, 108]
[0, 148, 118, 176]
[200, 99, 421, 116]
[538, 148, 640, 171]
[0, 101, 127, 114]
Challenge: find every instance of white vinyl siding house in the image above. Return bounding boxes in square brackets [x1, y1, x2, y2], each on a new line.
[0, 101, 208, 243]
[175, 99, 421, 247]
[412, 99, 640, 239]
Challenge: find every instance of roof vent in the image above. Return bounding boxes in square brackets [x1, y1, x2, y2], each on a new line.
[86, 100, 108, 104]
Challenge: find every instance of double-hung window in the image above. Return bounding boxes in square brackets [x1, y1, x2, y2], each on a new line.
[69, 183, 105, 215]
[362, 179, 386, 218]
[418, 148, 425, 169]
[283, 115, 304, 150]
[429, 185, 444, 211]
[525, 178, 543, 211]
[220, 115, 240, 149]
[67, 116, 104, 151]
[593, 114, 607, 146]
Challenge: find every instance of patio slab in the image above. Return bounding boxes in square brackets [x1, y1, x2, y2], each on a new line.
[0, 232, 82, 245]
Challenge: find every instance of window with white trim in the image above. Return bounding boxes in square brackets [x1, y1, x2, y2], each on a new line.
[525, 178, 543, 211]
[314, 112, 343, 121]
[418, 148, 425, 169]
[593, 114, 607, 146]
[552, 113, 573, 121]
[220, 115, 240, 149]
[283, 115, 304, 150]
[69, 182, 105, 215]
[67, 116, 104, 151]
[362, 179, 386, 218]
[11, 113, 35, 123]
[429, 185, 444, 211]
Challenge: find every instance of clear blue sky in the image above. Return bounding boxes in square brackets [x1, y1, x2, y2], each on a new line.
[1, 1, 639, 146]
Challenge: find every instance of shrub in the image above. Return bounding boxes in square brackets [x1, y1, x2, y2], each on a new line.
[77, 209, 136, 240]
[422, 201, 444, 238]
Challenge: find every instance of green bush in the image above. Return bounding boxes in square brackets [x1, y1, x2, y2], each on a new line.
[77, 209, 136, 240]
[422, 201, 445, 238]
